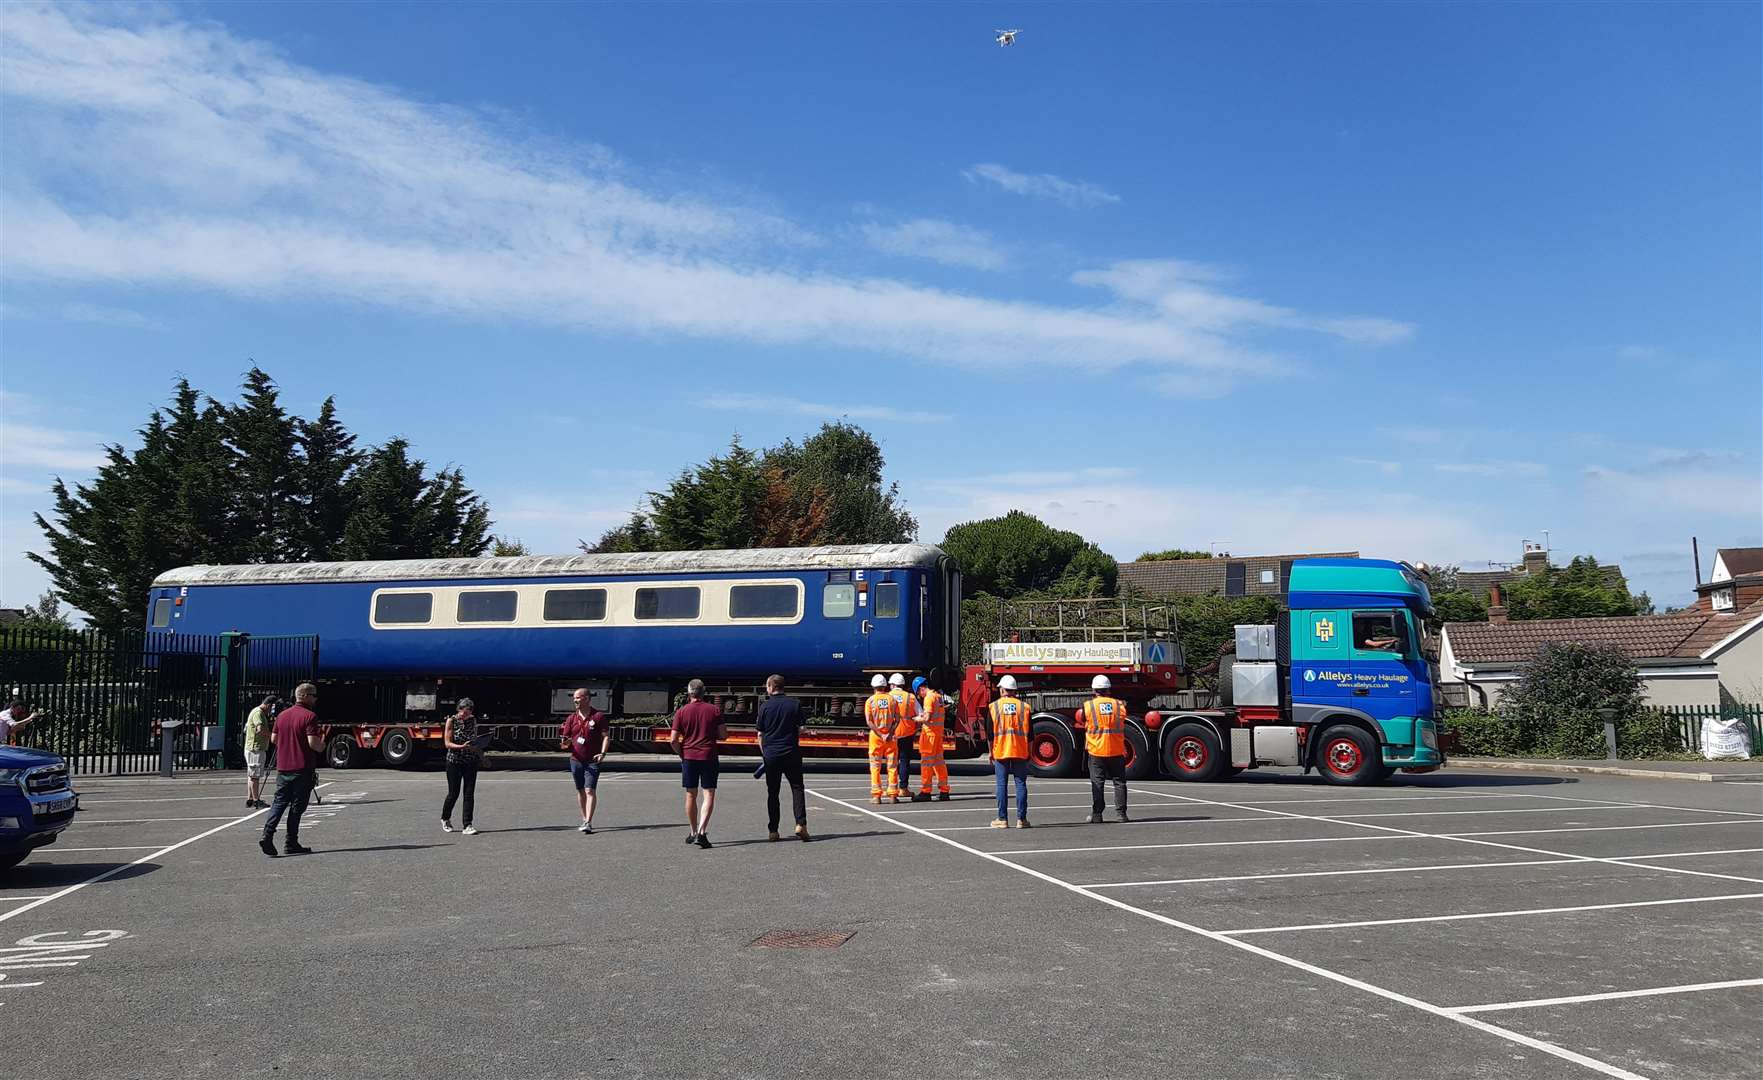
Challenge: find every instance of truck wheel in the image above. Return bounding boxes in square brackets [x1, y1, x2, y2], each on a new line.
[1123, 724, 1156, 780]
[1164, 722, 1225, 782]
[1317, 725, 1379, 786]
[1028, 718, 1080, 778]
[326, 734, 360, 770]
[380, 728, 417, 768]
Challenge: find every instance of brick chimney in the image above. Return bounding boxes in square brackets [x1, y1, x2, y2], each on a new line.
[1488, 583, 1509, 624]
[1521, 542, 1548, 577]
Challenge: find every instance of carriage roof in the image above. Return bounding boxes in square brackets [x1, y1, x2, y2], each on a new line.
[151, 544, 948, 588]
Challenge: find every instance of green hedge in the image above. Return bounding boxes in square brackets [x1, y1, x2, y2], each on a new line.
[1442, 706, 1691, 759]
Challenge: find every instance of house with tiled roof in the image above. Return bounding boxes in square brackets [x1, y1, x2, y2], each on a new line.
[1439, 598, 1763, 709]
[1455, 542, 1627, 601]
[1118, 551, 1358, 598]
[1696, 547, 1763, 614]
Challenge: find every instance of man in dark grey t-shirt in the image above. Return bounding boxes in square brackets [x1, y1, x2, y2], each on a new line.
[753, 674, 809, 842]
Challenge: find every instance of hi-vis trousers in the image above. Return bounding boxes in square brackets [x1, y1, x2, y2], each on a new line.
[919, 742, 950, 795]
[868, 732, 900, 799]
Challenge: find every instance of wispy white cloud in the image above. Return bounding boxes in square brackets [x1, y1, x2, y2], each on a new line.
[1075, 260, 1414, 345]
[1347, 457, 1403, 476]
[0, 5, 1408, 391]
[1616, 344, 1662, 360]
[962, 162, 1121, 208]
[857, 218, 1008, 271]
[1433, 461, 1548, 479]
[0, 421, 110, 473]
[1584, 451, 1760, 518]
[2, 300, 167, 331]
[699, 392, 952, 424]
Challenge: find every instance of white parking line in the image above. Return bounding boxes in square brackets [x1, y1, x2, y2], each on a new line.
[1624, 847, 1763, 860]
[1081, 858, 1582, 888]
[929, 814, 1270, 833]
[805, 787, 1649, 1080]
[1220, 893, 1763, 936]
[1332, 805, 1664, 819]
[882, 802, 1096, 814]
[73, 816, 240, 825]
[1130, 787, 1763, 886]
[76, 795, 250, 804]
[999, 834, 1423, 856]
[0, 783, 331, 926]
[24, 846, 161, 853]
[1447, 978, 1763, 1015]
[1451, 820, 1763, 838]
[1501, 791, 1763, 819]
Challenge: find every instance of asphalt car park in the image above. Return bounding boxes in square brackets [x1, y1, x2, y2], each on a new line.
[2, 764, 1758, 1080]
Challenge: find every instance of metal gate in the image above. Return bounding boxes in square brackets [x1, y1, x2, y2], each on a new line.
[0, 628, 318, 775]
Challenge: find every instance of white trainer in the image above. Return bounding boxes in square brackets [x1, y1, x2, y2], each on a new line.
[462, 825, 479, 836]
[441, 820, 454, 833]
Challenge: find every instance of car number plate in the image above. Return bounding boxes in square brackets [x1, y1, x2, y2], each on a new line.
[38, 796, 75, 814]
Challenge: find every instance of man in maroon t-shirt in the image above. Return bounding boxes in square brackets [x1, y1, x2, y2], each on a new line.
[559, 687, 609, 833]
[260, 682, 323, 858]
[669, 679, 725, 849]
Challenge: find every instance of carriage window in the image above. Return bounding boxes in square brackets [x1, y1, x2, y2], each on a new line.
[730, 584, 798, 619]
[457, 590, 517, 623]
[823, 583, 856, 618]
[874, 582, 901, 618]
[375, 592, 433, 624]
[543, 588, 607, 622]
[151, 598, 172, 628]
[635, 586, 700, 620]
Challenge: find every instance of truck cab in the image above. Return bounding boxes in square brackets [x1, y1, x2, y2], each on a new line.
[0, 746, 78, 871]
[1286, 558, 1442, 779]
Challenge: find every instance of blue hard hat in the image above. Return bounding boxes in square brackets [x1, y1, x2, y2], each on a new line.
[911, 676, 927, 692]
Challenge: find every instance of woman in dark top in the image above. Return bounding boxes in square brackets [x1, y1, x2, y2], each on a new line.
[442, 698, 483, 835]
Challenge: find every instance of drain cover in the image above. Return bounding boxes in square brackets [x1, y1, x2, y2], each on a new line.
[750, 930, 855, 949]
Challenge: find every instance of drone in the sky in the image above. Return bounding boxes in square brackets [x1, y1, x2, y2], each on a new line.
[995, 28, 1020, 47]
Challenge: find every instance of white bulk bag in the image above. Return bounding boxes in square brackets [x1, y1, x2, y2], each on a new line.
[1701, 716, 1751, 760]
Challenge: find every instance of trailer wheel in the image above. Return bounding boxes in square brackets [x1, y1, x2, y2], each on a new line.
[325, 734, 361, 770]
[1317, 725, 1379, 786]
[380, 728, 418, 769]
[1123, 724, 1156, 780]
[1028, 718, 1080, 778]
[1164, 722, 1225, 782]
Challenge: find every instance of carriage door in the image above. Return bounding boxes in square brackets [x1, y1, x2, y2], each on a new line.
[823, 571, 868, 667]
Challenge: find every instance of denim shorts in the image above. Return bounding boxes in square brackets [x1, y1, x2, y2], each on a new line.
[681, 758, 720, 790]
[569, 759, 601, 792]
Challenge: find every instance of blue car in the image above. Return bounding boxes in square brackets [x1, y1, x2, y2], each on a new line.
[0, 746, 78, 871]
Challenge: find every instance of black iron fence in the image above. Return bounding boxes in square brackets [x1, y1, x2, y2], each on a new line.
[0, 628, 318, 775]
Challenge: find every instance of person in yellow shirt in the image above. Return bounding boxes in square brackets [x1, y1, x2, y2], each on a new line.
[1079, 675, 1130, 823]
[864, 674, 901, 803]
[910, 676, 951, 801]
[988, 676, 1031, 828]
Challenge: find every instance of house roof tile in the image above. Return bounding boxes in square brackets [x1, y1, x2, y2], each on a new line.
[1677, 597, 1763, 656]
[1714, 547, 1763, 578]
[1118, 551, 1358, 597]
[1444, 611, 1711, 666]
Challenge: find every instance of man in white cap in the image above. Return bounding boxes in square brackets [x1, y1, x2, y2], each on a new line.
[1079, 675, 1130, 823]
[864, 674, 900, 803]
[988, 675, 1032, 828]
[887, 673, 918, 799]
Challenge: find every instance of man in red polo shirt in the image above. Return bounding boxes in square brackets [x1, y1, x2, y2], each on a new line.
[669, 679, 725, 849]
[560, 687, 609, 833]
[260, 682, 323, 857]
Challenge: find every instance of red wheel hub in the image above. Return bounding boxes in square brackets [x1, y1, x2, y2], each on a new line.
[1324, 737, 1362, 776]
[1031, 733, 1061, 766]
[1175, 735, 1208, 771]
[1123, 740, 1137, 769]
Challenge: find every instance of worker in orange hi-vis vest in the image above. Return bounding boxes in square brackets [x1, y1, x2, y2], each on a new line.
[988, 675, 1031, 829]
[1079, 675, 1130, 824]
[910, 676, 952, 802]
[888, 673, 918, 798]
[864, 674, 901, 804]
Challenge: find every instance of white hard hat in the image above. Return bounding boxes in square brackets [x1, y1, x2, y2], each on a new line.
[998, 675, 1018, 691]
[1092, 675, 1112, 691]
[871, 674, 887, 688]
[889, 673, 906, 687]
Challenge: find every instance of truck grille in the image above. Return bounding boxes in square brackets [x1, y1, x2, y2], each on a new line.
[25, 764, 70, 795]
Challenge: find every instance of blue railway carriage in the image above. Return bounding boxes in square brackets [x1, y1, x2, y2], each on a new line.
[147, 544, 968, 767]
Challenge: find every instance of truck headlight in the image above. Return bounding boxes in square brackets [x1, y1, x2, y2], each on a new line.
[1420, 724, 1439, 750]
[0, 817, 21, 830]
[0, 769, 24, 783]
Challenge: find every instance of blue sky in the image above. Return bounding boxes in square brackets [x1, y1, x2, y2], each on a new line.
[2, 2, 1758, 613]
